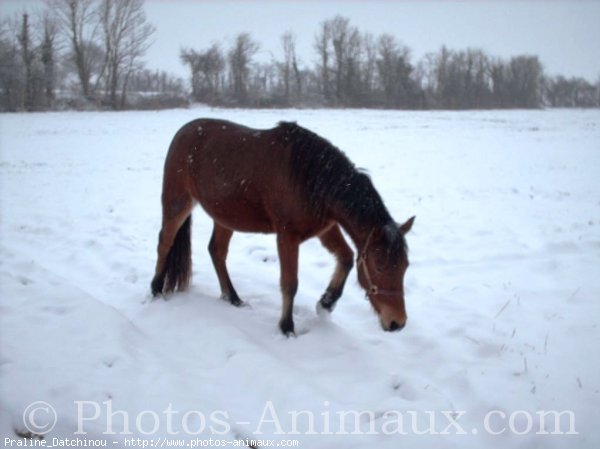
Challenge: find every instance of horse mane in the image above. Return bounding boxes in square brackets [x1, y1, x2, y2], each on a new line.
[279, 121, 396, 232]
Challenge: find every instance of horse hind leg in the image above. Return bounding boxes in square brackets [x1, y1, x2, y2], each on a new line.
[151, 194, 194, 296]
[317, 224, 354, 313]
[208, 222, 244, 306]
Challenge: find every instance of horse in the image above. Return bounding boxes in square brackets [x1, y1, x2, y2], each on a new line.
[151, 119, 415, 335]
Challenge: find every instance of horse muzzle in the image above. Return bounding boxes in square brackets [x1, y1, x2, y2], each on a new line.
[382, 318, 406, 332]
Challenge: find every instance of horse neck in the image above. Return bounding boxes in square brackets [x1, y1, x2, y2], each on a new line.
[331, 195, 393, 253]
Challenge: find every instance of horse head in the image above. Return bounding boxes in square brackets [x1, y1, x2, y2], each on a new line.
[357, 216, 415, 331]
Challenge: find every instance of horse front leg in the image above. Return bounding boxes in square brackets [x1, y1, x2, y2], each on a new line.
[317, 224, 354, 313]
[276, 231, 300, 336]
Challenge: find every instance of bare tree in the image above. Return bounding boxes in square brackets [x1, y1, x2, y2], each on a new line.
[0, 18, 22, 110]
[343, 26, 363, 104]
[490, 55, 543, 108]
[362, 32, 377, 100]
[17, 13, 35, 110]
[250, 62, 277, 105]
[464, 48, 490, 108]
[228, 32, 259, 105]
[2, 13, 55, 111]
[314, 16, 365, 106]
[49, 0, 99, 99]
[314, 20, 332, 103]
[181, 43, 225, 104]
[507, 55, 543, 108]
[329, 15, 350, 103]
[429, 47, 493, 108]
[40, 12, 59, 108]
[376, 34, 415, 108]
[279, 30, 301, 105]
[98, 0, 155, 108]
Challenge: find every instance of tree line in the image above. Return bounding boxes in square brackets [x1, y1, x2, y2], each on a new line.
[0, 0, 185, 111]
[1, 7, 598, 112]
[181, 16, 599, 109]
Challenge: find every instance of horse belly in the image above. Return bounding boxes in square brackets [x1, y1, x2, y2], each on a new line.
[198, 196, 275, 233]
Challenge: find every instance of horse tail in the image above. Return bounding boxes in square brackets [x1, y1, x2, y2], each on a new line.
[163, 215, 192, 293]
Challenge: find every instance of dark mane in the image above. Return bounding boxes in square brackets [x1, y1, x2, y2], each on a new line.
[279, 121, 394, 229]
[382, 222, 409, 262]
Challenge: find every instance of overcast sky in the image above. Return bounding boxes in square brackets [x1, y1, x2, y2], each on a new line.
[2, 0, 599, 81]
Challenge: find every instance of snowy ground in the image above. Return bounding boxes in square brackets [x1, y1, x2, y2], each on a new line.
[1, 107, 599, 448]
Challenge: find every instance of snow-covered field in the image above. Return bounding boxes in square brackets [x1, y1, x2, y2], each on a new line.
[1, 107, 599, 448]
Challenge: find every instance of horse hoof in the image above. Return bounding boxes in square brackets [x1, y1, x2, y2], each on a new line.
[150, 286, 166, 300]
[279, 319, 295, 336]
[282, 328, 297, 338]
[151, 278, 165, 297]
[316, 301, 329, 316]
[221, 294, 245, 307]
[316, 299, 335, 315]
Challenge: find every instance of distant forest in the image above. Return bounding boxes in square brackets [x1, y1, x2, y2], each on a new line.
[1, 0, 599, 111]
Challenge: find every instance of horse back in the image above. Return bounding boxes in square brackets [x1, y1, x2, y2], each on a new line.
[163, 119, 323, 236]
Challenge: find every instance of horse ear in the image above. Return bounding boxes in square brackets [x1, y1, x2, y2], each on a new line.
[398, 216, 415, 235]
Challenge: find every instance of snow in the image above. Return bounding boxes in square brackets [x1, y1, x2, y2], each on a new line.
[1, 107, 599, 448]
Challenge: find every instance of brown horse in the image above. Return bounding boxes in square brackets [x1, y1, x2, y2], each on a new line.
[151, 119, 414, 335]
